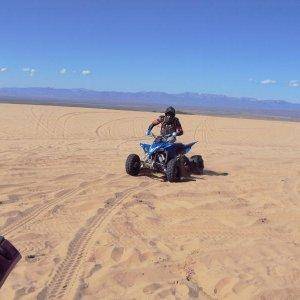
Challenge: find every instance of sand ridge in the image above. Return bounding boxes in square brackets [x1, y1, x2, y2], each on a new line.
[0, 103, 299, 299]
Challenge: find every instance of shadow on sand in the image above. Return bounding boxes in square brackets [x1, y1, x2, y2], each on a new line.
[138, 169, 170, 182]
[138, 169, 228, 182]
[203, 170, 229, 176]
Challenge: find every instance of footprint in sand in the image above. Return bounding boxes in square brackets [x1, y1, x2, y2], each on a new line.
[7, 194, 20, 203]
[14, 286, 36, 299]
[111, 246, 124, 262]
[87, 263, 102, 278]
[143, 283, 162, 294]
[157, 288, 174, 298]
[214, 277, 239, 297]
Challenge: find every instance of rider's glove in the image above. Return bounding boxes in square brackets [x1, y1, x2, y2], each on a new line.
[146, 129, 151, 136]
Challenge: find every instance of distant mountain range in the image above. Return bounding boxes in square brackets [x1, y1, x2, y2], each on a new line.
[0, 87, 299, 120]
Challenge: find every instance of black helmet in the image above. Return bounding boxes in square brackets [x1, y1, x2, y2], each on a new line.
[164, 106, 175, 124]
[165, 106, 175, 117]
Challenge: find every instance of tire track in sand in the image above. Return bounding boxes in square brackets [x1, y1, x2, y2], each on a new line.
[114, 118, 147, 153]
[30, 107, 55, 139]
[53, 110, 121, 138]
[1, 171, 129, 238]
[39, 181, 156, 299]
[193, 117, 216, 152]
[95, 117, 146, 141]
[95, 117, 133, 140]
[0, 108, 83, 237]
[193, 119, 207, 151]
[0, 179, 99, 237]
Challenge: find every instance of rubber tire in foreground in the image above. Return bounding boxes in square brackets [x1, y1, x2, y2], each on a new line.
[166, 158, 181, 182]
[125, 154, 141, 176]
[190, 155, 204, 174]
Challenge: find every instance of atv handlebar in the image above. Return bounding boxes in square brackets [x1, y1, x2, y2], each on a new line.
[150, 132, 170, 138]
[149, 132, 176, 142]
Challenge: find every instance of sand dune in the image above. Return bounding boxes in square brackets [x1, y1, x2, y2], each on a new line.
[0, 103, 299, 299]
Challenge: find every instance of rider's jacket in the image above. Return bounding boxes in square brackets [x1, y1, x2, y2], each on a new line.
[148, 115, 183, 136]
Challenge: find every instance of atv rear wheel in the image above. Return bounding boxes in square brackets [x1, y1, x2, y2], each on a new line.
[125, 154, 141, 176]
[190, 155, 204, 174]
[180, 155, 191, 174]
[166, 158, 181, 182]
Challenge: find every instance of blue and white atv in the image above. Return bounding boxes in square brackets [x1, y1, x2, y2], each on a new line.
[125, 133, 204, 182]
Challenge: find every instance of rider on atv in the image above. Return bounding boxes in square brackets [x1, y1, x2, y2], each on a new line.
[125, 106, 204, 181]
[146, 106, 183, 139]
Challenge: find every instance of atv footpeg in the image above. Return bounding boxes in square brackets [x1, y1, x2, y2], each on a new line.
[0, 236, 21, 288]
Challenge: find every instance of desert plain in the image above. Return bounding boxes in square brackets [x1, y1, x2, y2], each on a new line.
[0, 103, 299, 299]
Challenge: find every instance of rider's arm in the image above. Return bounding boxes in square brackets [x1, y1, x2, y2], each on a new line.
[148, 115, 163, 132]
[175, 118, 183, 136]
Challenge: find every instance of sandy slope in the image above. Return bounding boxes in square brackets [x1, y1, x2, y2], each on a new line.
[0, 103, 299, 300]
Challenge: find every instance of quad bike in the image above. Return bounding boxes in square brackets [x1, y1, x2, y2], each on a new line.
[125, 133, 204, 182]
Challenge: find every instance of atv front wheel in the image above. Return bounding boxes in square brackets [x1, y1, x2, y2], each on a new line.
[180, 155, 191, 174]
[166, 158, 181, 182]
[125, 154, 141, 176]
[190, 155, 204, 174]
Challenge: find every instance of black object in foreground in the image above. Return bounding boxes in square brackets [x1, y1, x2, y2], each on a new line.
[0, 236, 22, 289]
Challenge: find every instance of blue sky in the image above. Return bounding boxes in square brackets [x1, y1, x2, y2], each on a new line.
[0, 0, 300, 102]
